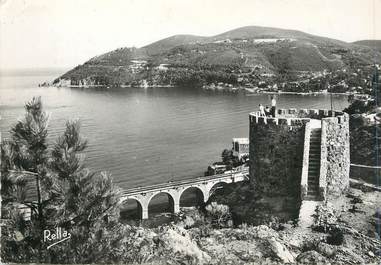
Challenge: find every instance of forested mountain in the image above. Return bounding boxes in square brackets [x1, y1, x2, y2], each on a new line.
[55, 26, 381, 88]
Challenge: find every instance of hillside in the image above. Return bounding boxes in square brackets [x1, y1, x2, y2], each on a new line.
[55, 26, 381, 90]
[353, 40, 381, 53]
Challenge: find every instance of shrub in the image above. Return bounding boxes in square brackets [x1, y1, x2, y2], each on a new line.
[205, 202, 232, 228]
[326, 227, 344, 246]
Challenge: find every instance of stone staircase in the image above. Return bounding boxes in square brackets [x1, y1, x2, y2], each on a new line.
[306, 128, 321, 200]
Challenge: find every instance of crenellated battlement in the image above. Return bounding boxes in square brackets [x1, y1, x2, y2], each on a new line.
[249, 108, 349, 127]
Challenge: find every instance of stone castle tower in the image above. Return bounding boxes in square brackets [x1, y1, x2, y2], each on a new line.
[249, 109, 350, 219]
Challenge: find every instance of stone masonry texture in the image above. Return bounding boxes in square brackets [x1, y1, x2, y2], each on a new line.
[322, 115, 350, 198]
[249, 117, 307, 220]
[249, 109, 350, 221]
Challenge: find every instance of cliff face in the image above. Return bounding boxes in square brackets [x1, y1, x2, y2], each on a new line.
[55, 26, 381, 88]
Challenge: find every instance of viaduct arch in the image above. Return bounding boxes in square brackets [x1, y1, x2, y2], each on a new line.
[120, 169, 248, 219]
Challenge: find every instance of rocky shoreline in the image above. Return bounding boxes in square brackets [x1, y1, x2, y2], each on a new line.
[116, 183, 381, 265]
[45, 81, 364, 97]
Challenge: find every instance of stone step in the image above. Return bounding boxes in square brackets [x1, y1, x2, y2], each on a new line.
[309, 149, 320, 153]
[307, 128, 321, 191]
[309, 150, 321, 153]
[304, 195, 319, 201]
[309, 148, 320, 151]
[307, 190, 318, 196]
[309, 145, 321, 148]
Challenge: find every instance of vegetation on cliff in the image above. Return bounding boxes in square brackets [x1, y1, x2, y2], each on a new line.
[344, 66, 381, 183]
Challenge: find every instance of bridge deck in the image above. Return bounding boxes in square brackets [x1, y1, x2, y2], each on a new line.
[121, 168, 249, 197]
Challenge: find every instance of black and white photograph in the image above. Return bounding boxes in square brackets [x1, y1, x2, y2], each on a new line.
[0, 0, 380, 264]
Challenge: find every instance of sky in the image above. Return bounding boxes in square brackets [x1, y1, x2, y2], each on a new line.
[0, 0, 380, 69]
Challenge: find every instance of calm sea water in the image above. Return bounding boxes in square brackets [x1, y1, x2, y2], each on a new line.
[0, 69, 349, 190]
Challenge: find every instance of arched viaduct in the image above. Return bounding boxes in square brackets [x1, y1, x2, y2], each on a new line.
[120, 168, 249, 219]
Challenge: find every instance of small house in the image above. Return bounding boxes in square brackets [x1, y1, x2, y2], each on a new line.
[232, 138, 249, 160]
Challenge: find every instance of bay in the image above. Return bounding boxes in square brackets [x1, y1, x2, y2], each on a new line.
[0, 69, 349, 190]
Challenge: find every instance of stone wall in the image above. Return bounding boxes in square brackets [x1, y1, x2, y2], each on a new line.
[249, 109, 350, 221]
[301, 122, 311, 200]
[321, 114, 350, 198]
[249, 115, 308, 220]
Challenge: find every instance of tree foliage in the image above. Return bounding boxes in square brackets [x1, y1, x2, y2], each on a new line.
[1, 98, 123, 263]
[344, 66, 381, 182]
[221, 149, 240, 170]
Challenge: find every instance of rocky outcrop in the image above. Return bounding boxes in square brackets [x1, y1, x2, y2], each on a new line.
[267, 237, 295, 263]
[297, 250, 327, 264]
[159, 226, 211, 264]
[79, 187, 381, 265]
